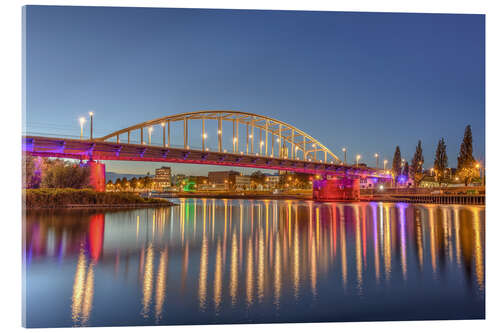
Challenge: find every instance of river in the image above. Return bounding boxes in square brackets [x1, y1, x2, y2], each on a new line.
[23, 199, 485, 327]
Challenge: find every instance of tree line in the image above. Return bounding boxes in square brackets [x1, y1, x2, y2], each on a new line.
[23, 156, 91, 189]
[391, 125, 480, 187]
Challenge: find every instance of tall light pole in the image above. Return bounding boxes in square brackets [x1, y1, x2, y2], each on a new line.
[476, 163, 484, 186]
[342, 147, 347, 165]
[374, 153, 379, 169]
[356, 154, 361, 167]
[88, 111, 94, 140]
[148, 126, 153, 145]
[79, 117, 85, 139]
[383, 159, 388, 171]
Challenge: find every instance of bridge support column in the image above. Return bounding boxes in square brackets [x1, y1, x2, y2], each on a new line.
[86, 160, 106, 192]
[313, 176, 360, 201]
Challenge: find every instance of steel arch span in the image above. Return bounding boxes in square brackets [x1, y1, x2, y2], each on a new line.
[96, 110, 342, 164]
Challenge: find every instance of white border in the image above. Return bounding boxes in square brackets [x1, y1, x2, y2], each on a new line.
[1, 1, 498, 333]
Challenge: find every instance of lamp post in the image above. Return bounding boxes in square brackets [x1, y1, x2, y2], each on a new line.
[79, 117, 85, 139]
[89, 111, 94, 140]
[148, 126, 153, 145]
[383, 159, 388, 171]
[374, 153, 379, 169]
[356, 154, 361, 167]
[476, 163, 484, 186]
[342, 147, 347, 165]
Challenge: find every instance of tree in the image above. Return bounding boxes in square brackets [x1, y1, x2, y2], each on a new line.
[433, 138, 448, 186]
[114, 178, 123, 191]
[41, 159, 91, 189]
[410, 140, 425, 187]
[143, 176, 153, 190]
[392, 146, 402, 186]
[23, 155, 44, 189]
[106, 180, 115, 191]
[457, 125, 478, 186]
[403, 161, 409, 178]
[250, 171, 266, 186]
[130, 177, 138, 191]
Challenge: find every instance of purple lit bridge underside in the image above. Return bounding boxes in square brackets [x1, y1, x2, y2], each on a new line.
[23, 136, 390, 179]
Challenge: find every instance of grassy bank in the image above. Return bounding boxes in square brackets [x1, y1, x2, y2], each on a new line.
[24, 188, 175, 209]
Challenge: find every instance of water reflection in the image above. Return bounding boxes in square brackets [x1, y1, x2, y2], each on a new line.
[24, 200, 485, 327]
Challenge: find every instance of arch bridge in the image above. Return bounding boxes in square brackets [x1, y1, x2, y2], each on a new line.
[23, 110, 391, 200]
[98, 110, 340, 164]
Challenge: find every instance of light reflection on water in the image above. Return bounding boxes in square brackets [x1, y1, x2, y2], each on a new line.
[24, 199, 485, 327]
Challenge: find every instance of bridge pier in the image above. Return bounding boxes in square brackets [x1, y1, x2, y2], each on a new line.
[313, 176, 360, 201]
[86, 160, 106, 192]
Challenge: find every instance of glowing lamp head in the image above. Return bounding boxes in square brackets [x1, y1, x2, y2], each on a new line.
[88, 111, 94, 116]
[79, 117, 85, 126]
[374, 153, 378, 157]
[276, 138, 280, 143]
[342, 147, 346, 152]
[161, 122, 165, 127]
[476, 163, 480, 168]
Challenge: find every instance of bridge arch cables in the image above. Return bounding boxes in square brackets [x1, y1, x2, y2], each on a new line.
[97, 110, 342, 164]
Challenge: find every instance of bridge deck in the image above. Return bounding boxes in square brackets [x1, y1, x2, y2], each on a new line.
[23, 136, 387, 178]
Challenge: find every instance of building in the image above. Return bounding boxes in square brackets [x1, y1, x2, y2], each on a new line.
[266, 175, 280, 189]
[173, 174, 186, 187]
[153, 166, 171, 191]
[235, 175, 251, 191]
[208, 171, 240, 190]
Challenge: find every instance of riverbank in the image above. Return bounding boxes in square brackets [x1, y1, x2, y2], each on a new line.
[24, 188, 176, 209]
[154, 191, 313, 201]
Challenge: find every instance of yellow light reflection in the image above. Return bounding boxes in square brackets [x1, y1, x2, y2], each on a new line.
[141, 244, 154, 318]
[246, 238, 254, 306]
[340, 207, 347, 290]
[257, 225, 265, 303]
[274, 234, 281, 308]
[80, 262, 94, 325]
[198, 236, 208, 311]
[472, 208, 484, 291]
[71, 247, 87, 324]
[230, 232, 238, 306]
[383, 205, 392, 281]
[155, 248, 168, 322]
[214, 240, 222, 313]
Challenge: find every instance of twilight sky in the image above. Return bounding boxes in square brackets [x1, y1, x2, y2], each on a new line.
[24, 6, 485, 176]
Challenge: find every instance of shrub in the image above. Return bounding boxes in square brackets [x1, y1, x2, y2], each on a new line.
[24, 188, 167, 208]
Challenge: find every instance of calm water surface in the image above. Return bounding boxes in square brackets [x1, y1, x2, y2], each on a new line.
[24, 199, 485, 327]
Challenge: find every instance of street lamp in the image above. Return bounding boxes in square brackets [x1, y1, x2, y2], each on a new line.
[476, 163, 484, 186]
[383, 159, 388, 171]
[148, 126, 153, 145]
[88, 111, 94, 140]
[79, 117, 86, 139]
[374, 153, 379, 169]
[342, 147, 347, 165]
[356, 154, 361, 167]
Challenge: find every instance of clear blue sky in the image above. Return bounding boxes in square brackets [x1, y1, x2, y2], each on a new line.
[24, 6, 485, 176]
